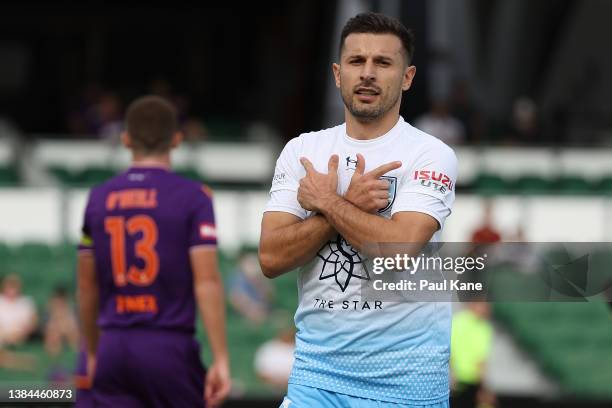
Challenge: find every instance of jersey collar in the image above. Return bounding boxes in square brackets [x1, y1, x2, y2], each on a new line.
[342, 116, 404, 148]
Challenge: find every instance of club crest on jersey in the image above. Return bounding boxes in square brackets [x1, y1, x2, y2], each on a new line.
[199, 223, 216, 240]
[317, 235, 370, 292]
[378, 176, 397, 213]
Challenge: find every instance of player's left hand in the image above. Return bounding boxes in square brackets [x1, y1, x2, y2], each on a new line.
[298, 155, 339, 212]
[205, 359, 231, 407]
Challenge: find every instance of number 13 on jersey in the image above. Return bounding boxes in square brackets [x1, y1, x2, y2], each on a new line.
[104, 215, 159, 287]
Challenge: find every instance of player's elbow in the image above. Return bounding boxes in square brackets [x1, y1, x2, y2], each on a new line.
[258, 250, 284, 279]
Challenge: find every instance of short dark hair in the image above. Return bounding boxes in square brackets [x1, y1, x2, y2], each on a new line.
[339, 12, 415, 65]
[125, 95, 178, 154]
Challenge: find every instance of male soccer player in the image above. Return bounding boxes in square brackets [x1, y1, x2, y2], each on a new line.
[77, 95, 230, 407]
[259, 12, 457, 408]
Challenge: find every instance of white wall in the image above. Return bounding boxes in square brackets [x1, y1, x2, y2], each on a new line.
[0, 189, 62, 243]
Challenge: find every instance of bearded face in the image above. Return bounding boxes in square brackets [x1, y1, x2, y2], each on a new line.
[334, 33, 414, 123]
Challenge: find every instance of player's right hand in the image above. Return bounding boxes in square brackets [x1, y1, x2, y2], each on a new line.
[205, 358, 231, 407]
[345, 154, 402, 213]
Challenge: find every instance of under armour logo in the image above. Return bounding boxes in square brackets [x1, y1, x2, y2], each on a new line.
[346, 156, 357, 170]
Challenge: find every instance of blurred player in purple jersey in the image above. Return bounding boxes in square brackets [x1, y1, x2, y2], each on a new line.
[77, 95, 230, 407]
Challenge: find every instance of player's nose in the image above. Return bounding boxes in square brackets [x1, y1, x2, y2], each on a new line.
[360, 60, 376, 82]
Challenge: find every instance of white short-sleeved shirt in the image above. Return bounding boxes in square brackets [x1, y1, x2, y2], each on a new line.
[0, 295, 36, 338]
[264, 117, 458, 404]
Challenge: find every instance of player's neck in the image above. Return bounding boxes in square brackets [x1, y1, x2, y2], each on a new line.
[345, 108, 401, 141]
[131, 153, 171, 169]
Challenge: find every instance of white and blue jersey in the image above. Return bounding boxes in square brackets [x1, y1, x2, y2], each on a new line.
[265, 117, 458, 405]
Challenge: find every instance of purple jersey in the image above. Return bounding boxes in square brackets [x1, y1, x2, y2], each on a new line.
[79, 166, 216, 333]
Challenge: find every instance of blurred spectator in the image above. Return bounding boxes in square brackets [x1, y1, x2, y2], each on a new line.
[471, 200, 501, 244]
[229, 251, 273, 324]
[451, 302, 496, 408]
[66, 83, 104, 136]
[181, 117, 209, 142]
[66, 85, 124, 141]
[44, 286, 79, 356]
[449, 80, 487, 144]
[254, 328, 295, 389]
[94, 92, 124, 141]
[0, 274, 38, 345]
[415, 100, 466, 145]
[496, 96, 541, 145]
[149, 78, 190, 122]
[510, 97, 540, 144]
[149, 78, 207, 142]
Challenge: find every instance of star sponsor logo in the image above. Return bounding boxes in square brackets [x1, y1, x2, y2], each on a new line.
[199, 223, 216, 240]
[317, 234, 370, 292]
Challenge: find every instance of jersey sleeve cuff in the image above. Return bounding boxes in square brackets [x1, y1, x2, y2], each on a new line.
[263, 205, 306, 220]
[390, 207, 446, 230]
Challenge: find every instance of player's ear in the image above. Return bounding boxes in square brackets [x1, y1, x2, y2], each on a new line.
[121, 131, 132, 148]
[402, 65, 416, 91]
[171, 131, 183, 149]
[332, 63, 341, 89]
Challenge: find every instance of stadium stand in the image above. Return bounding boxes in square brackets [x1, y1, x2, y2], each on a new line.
[489, 255, 612, 400]
[9, 141, 612, 195]
[494, 301, 612, 399]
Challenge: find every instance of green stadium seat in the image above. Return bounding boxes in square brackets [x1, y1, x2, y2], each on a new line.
[596, 176, 612, 195]
[49, 166, 118, 186]
[553, 176, 593, 195]
[76, 167, 117, 185]
[494, 301, 612, 398]
[0, 165, 19, 185]
[0, 242, 11, 259]
[48, 166, 76, 184]
[514, 175, 552, 194]
[16, 242, 55, 259]
[472, 173, 511, 195]
[487, 266, 550, 301]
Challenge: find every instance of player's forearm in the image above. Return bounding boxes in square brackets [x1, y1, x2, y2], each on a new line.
[196, 279, 229, 363]
[319, 195, 412, 252]
[77, 287, 99, 356]
[259, 214, 336, 278]
[77, 253, 99, 356]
